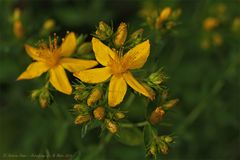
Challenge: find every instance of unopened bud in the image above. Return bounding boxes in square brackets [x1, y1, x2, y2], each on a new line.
[74, 114, 91, 125]
[203, 17, 219, 31]
[13, 8, 24, 38]
[115, 111, 125, 120]
[105, 119, 118, 134]
[212, 33, 223, 46]
[159, 142, 169, 154]
[96, 21, 113, 40]
[160, 7, 172, 21]
[73, 104, 88, 113]
[87, 88, 102, 106]
[73, 104, 81, 111]
[130, 28, 144, 41]
[149, 68, 167, 85]
[38, 89, 51, 108]
[149, 106, 165, 125]
[148, 143, 157, 156]
[13, 8, 21, 21]
[155, 7, 172, 29]
[232, 17, 240, 33]
[164, 136, 173, 143]
[74, 94, 82, 101]
[77, 34, 87, 46]
[77, 42, 92, 55]
[114, 22, 127, 48]
[39, 94, 49, 109]
[164, 99, 179, 109]
[93, 106, 105, 120]
[75, 85, 84, 91]
[31, 89, 41, 101]
[39, 97, 48, 108]
[13, 20, 24, 38]
[43, 19, 55, 30]
[74, 91, 89, 101]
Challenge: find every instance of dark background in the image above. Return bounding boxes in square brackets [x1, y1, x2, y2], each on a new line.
[0, 0, 239, 159]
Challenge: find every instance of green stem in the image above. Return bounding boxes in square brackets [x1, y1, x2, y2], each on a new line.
[120, 121, 149, 128]
[44, 81, 49, 89]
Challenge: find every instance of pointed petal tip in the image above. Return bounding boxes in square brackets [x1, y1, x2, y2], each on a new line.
[16, 76, 22, 81]
[108, 103, 118, 107]
[64, 88, 72, 95]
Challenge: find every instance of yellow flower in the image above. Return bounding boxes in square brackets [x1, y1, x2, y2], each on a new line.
[17, 32, 98, 94]
[74, 38, 154, 107]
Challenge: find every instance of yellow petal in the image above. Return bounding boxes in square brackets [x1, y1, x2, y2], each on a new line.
[108, 75, 127, 107]
[25, 44, 43, 61]
[60, 58, 98, 73]
[74, 67, 112, 83]
[92, 37, 118, 66]
[17, 62, 49, 80]
[59, 32, 77, 57]
[123, 71, 154, 100]
[122, 40, 150, 69]
[49, 65, 72, 94]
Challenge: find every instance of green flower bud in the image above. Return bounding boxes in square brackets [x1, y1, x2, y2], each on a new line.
[159, 142, 169, 154]
[96, 21, 113, 40]
[149, 68, 167, 85]
[164, 136, 173, 143]
[115, 111, 125, 120]
[77, 42, 92, 55]
[73, 104, 88, 114]
[39, 89, 51, 109]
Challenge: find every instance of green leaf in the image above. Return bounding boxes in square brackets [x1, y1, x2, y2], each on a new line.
[114, 127, 143, 146]
[143, 124, 153, 147]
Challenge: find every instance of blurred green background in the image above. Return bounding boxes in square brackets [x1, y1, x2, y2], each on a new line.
[0, 0, 239, 159]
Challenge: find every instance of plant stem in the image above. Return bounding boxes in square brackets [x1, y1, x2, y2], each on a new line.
[120, 121, 149, 128]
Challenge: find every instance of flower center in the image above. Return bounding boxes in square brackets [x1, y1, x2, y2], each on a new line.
[109, 58, 127, 75]
[36, 35, 61, 67]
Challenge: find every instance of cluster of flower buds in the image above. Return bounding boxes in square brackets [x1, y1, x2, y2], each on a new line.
[147, 135, 174, 157]
[31, 85, 52, 108]
[142, 6, 181, 31]
[72, 82, 128, 134]
[200, 3, 239, 50]
[73, 104, 126, 134]
[73, 84, 103, 125]
[95, 21, 146, 51]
